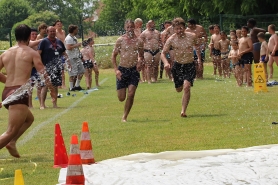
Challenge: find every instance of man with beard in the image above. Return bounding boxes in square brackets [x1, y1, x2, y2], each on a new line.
[37, 26, 68, 109]
[111, 20, 144, 122]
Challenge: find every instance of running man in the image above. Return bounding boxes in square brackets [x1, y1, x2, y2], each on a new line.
[161, 17, 201, 117]
[0, 24, 54, 157]
[111, 20, 144, 122]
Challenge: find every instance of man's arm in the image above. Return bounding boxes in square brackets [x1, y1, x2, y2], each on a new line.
[0, 55, 6, 83]
[111, 38, 122, 80]
[161, 38, 171, 68]
[29, 39, 42, 48]
[254, 27, 266, 33]
[271, 36, 278, 56]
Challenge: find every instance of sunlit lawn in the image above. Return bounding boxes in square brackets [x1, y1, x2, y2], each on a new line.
[0, 63, 278, 184]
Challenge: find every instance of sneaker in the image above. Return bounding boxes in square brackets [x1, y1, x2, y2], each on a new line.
[69, 87, 76, 91]
[74, 86, 84, 91]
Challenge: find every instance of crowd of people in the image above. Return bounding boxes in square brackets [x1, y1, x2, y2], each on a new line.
[0, 17, 277, 158]
[112, 17, 278, 122]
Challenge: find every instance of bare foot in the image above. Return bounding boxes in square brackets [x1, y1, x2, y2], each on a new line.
[40, 106, 45, 110]
[122, 117, 127, 122]
[181, 113, 187, 117]
[6, 143, 20, 158]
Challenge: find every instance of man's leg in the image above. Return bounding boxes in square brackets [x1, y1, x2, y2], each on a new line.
[245, 64, 252, 86]
[179, 80, 191, 117]
[122, 85, 137, 122]
[40, 86, 48, 109]
[51, 86, 58, 108]
[0, 104, 34, 158]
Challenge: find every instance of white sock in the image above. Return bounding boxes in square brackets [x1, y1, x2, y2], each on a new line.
[70, 82, 74, 89]
[75, 79, 81, 87]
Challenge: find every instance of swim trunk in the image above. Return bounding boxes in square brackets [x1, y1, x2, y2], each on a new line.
[193, 49, 205, 62]
[83, 60, 94, 69]
[68, 58, 85, 77]
[144, 49, 160, 56]
[270, 50, 278, 56]
[116, 66, 140, 90]
[253, 42, 261, 52]
[240, 52, 253, 64]
[212, 48, 221, 56]
[261, 55, 268, 63]
[2, 85, 29, 109]
[171, 62, 196, 88]
[221, 51, 229, 60]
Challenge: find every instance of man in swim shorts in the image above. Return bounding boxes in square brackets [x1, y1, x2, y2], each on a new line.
[161, 17, 201, 117]
[112, 19, 144, 122]
[38, 26, 67, 109]
[0, 24, 54, 158]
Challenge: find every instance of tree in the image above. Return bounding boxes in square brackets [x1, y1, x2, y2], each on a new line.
[0, 0, 33, 40]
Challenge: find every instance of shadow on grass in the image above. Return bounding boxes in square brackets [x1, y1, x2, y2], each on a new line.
[129, 119, 171, 123]
[188, 113, 227, 118]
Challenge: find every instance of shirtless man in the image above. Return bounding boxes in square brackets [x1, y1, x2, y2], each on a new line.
[247, 18, 266, 63]
[160, 20, 173, 79]
[219, 31, 230, 78]
[140, 20, 162, 83]
[111, 20, 144, 122]
[134, 18, 146, 82]
[0, 24, 53, 157]
[36, 23, 47, 40]
[161, 17, 201, 117]
[186, 19, 207, 79]
[134, 18, 143, 38]
[54, 20, 67, 89]
[210, 24, 222, 77]
[267, 24, 278, 79]
[238, 26, 253, 87]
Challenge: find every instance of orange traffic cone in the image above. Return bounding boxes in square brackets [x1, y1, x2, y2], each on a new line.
[14, 169, 24, 185]
[66, 135, 85, 185]
[53, 123, 68, 168]
[80, 121, 95, 164]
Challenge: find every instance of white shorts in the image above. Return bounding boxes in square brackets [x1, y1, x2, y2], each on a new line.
[68, 58, 85, 77]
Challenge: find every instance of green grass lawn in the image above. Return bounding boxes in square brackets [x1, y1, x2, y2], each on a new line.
[0, 64, 278, 184]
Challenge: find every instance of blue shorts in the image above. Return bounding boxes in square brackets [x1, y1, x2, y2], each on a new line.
[116, 66, 140, 90]
[193, 49, 205, 62]
[261, 55, 268, 63]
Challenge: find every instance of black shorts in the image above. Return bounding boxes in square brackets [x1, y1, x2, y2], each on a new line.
[212, 48, 221, 56]
[193, 49, 205, 62]
[83, 60, 94, 69]
[116, 66, 140, 90]
[171, 62, 196, 88]
[270, 50, 278, 56]
[240, 52, 253, 64]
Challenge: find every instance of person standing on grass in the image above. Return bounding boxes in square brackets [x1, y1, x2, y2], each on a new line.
[228, 41, 243, 86]
[186, 19, 207, 79]
[161, 17, 201, 117]
[257, 32, 269, 80]
[219, 31, 230, 78]
[247, 18, 266, 64]
[267, 24, 278, 80]
[54, 20, 67, 89]
[65, 24, 85, 91]
[111, 19, 144, 122]
[210, 24, 222, 78]
[80, 38, 99, 89]
[0, 24, 54, 158]
[238, 26, 253, 87]
[37, 26, 68, 109]
[140, 20, 162, 83]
